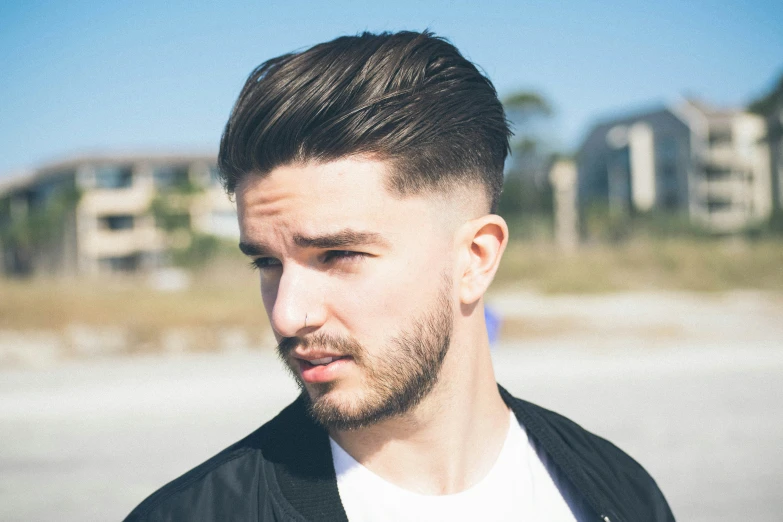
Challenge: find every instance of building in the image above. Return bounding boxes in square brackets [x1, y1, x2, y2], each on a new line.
[747, 73, 783, 217]
[577, 106, 692, 218]
[0, 153, 238, 277]
[577, 99, 772, 233]
[760, 99, 783, 214]
[680, 99, 772, 231]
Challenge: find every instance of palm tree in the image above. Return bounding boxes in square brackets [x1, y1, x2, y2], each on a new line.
[503, 91, 552, 120]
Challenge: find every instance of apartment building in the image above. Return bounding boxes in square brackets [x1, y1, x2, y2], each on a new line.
[762, 99, 783, 213]
[577, 106, 692, 218]
[577, 99, 772, 233]
[679, 100, 772, 231]
[0, 153, 238, 277]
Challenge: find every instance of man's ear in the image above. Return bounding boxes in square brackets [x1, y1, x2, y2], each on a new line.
[457, 214, 508, 305]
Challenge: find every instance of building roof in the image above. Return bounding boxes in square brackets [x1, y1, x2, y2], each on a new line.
[577, 104, 686, 157]
[0, 151, 217, 197]
[0, 170, 37, 197]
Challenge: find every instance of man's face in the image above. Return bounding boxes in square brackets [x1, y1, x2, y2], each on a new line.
[236, 157, 459, 430]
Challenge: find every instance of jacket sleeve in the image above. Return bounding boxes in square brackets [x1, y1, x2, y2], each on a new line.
[123, 441, 271, 521]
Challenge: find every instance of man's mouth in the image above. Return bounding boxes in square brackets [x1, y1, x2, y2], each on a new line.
[296, 355, 353, 383]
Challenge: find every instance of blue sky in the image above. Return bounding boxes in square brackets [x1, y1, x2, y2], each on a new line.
[1, 0, 782, 177]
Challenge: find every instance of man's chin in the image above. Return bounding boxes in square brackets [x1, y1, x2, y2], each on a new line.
[303, 387, 384, 431]
[303, 384, 352, 412]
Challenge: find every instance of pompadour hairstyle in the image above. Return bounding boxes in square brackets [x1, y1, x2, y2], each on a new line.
[218, 30, 511, 212]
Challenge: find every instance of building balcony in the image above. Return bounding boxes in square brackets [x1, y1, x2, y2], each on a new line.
[693, 203, 750, 233]
[706, 209, 752, 232]
[80, 186, 155, 215]
[81, 227, 165, 257]
[699, 145, 756, 172]
[696, 178, 750, 202]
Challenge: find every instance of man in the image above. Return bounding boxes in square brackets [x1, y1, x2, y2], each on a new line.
[125, 31, 674, 521]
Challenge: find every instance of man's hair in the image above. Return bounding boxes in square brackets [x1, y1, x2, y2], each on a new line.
[218, 30, 511, 212]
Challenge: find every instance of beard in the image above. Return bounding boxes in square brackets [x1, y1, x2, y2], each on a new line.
[276, 275, 453, 431]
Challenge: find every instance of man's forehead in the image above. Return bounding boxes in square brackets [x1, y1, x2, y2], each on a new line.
[236, 159, 396, 239]
[237, 157, 388, 196]
[235, 157, 486, 236]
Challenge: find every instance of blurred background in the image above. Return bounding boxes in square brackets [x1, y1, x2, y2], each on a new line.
[1, 1, 782, 521]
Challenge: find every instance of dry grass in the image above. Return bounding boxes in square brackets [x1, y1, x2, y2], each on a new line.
[0, 257, 269, 335]
[494, 237, 783, 294]
[498, 316, 686, 341]
[2, 238, 782, 334]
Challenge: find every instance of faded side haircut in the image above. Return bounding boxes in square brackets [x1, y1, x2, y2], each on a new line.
[218, 31, 511, 212]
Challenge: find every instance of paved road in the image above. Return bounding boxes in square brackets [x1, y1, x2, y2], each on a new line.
[1, 291, 782, 521]
[1, 345, 782, 521]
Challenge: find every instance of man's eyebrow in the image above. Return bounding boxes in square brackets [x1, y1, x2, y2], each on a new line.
[293, 229, 389, 249]
[238, 230, 389, 257]
[238, 241, 272, 257]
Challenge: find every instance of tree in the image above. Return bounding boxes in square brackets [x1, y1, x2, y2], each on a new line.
[0, 183, 81, 276]
[498, 90, 556, 221]
[748, 71, 783, 115]
[148, 182, 219, 269]
[503, 92, 552, 120]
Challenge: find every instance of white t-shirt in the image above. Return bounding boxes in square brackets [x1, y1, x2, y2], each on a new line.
[330, 410, 588, 522]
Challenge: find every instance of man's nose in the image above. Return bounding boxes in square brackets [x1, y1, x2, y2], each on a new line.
[267, 266, 325, 338]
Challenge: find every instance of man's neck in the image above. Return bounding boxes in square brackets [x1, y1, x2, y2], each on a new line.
[329, 336, 509, 495]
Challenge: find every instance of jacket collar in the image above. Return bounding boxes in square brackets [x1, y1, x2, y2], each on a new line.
[498, 385, 607, 520]
[263, 387, 607, 522]
[260, 394, 348, 522]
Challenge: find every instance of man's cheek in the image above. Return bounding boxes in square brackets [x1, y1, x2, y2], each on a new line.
[347, 280, 406, 318]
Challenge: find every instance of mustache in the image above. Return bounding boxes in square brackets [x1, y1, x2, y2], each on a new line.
[276, 332, 365, 360]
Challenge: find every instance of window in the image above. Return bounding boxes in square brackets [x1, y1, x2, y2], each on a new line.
[658, 164, 677, 183]
[705, 166, 731, 181]
[657, 137, 678, 162]
[95, 165, 133, 189]
[706, 199, 732, 212]
[662, 190, 679, 209]
[153, 165, 190, 190]
[0, 197, 11, 228]
[99, 214, 134, 230]
[586, 166, 609, 196]
[708, 128, 732, 146]
[606, 148, 632, 202]
[99, 254, 139, 272]
[28, 172, 77, 209]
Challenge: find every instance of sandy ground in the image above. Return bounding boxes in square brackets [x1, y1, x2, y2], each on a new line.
[1, 291, 782, 521]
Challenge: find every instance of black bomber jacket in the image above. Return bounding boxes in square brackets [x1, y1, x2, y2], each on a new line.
[124, 386, 675, 521]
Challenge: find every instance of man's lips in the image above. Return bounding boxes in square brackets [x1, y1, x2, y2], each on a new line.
[294, 354, 353, 383]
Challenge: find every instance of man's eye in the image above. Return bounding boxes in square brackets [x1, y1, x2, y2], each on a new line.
[321, 250, 366, 264]
[249, 257, 282, 271]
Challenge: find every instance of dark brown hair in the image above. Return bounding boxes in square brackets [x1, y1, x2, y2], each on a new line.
[218, 31, 511, 211]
